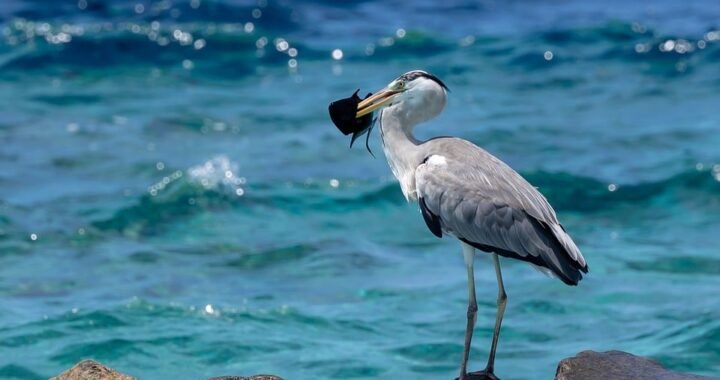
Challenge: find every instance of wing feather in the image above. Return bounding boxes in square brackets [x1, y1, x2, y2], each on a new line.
[415, 138, 588, 285]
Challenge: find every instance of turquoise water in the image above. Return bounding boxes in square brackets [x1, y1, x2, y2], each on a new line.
[1, 1, 720, 379]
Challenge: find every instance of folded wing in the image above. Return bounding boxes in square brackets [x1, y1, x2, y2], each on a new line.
[415, 139, 588, 285]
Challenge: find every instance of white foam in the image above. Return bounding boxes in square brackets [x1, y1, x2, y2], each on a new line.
[187, 155, 246, 196]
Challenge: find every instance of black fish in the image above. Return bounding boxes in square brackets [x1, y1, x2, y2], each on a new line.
[328, 89, 377, 156]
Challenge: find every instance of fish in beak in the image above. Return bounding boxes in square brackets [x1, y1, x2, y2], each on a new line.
[328, 86, 401, 155]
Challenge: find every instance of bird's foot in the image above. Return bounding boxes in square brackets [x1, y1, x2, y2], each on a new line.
[456, 368, 500, 380]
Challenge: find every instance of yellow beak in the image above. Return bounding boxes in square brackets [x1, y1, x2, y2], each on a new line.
[356, 88, 400, 118]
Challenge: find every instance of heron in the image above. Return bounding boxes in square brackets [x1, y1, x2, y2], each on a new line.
[352, 70, 588, 380]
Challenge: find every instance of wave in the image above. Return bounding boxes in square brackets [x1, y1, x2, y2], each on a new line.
[3, 0, 298, 29]
[90, 157, 719, 238]
[0, 17, 318, 77]
[488, 21, 720, 76]
[359, 30, 454, 60]
[626, 255, 720, 275]
[0, 297, 357, 351]
[0, 29, 318, 77]
[91, 156, 247, 235]
[3, 14, 718, 80]
[525, 168, 720, 212]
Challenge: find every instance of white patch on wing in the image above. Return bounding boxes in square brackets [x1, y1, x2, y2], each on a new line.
[427, 155, 447, 166]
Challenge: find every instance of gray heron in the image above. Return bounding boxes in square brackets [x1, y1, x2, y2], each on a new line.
[353, 70, 588, 380]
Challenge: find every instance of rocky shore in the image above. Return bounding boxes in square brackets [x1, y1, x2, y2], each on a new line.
[51, 351, 718, 380]
[555, 351, 717, 380]
[50, 360, 284, 380]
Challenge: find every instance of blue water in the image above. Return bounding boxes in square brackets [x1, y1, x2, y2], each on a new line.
[1, 1, 720, 379]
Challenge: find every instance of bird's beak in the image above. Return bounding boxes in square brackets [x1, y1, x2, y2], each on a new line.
[356, 88, 400, 118]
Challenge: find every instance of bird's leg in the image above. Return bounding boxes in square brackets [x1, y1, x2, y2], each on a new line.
[468, 254, 506, 379]
[459, 243, 477, 380]
[487, 253, 507, 372]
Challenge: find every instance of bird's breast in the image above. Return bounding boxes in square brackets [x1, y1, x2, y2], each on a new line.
[377, 108, 424, 202]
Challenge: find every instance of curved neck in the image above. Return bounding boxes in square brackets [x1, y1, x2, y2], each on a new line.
[379, 107, 423, 199]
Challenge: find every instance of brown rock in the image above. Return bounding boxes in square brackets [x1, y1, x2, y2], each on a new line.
[50, 360, 136, 380]
[555, 350, 718, 380]
[50, 360, 284, 380]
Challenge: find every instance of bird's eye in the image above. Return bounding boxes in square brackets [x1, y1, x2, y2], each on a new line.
[391, 80, 406, 91]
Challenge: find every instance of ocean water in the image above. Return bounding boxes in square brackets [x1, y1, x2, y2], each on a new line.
[1, 0, 720, 379]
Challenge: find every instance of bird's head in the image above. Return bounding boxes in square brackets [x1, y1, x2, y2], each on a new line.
[356, 70, 449, 125]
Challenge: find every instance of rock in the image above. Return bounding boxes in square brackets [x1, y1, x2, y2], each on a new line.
[50, 360, 136, 380]
[555, 350, 718, 380]
[50, 360, 283, 380]
[208, 376, 284, 380]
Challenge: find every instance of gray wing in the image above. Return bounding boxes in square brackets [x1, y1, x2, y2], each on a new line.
[415, 138, 588, 285]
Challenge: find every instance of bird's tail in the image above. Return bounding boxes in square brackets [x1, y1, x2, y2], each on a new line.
[549, 224, 588, 271]
[540, 221, 589, 285]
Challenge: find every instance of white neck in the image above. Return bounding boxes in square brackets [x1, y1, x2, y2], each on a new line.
[379, 107, 423, 201]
